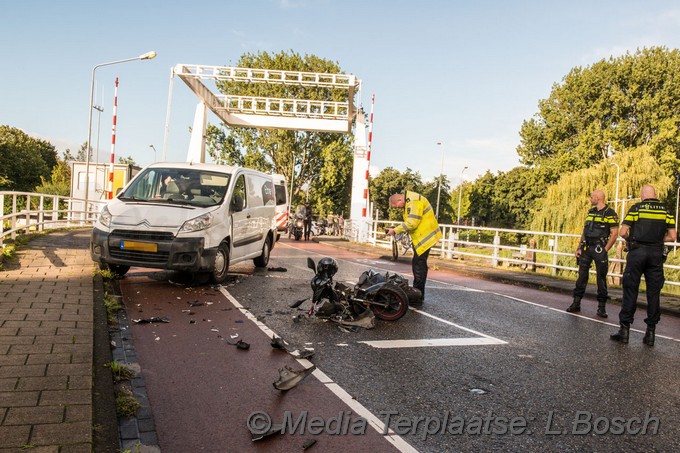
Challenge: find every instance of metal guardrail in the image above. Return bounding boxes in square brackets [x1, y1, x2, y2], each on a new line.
[0, 191, 105, 246]
[365, 219, 680, 288]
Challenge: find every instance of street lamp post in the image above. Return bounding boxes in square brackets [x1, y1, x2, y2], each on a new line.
[149, 144, 157, 162]
[84, 51, 157, 215]
[93, 103, 104, 198]
[435, 142, 444, 220]
[457, 166, 468, 226]
[610, 162, 620, 218]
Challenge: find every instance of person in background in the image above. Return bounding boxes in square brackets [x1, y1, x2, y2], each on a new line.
[566, 189, 619, 317]
[304, 201, 313, 241]
[611, 184, 676, 346]
[386, 191, 442, 306]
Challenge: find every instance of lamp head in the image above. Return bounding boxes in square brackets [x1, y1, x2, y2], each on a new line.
[139, 51, 157, 60]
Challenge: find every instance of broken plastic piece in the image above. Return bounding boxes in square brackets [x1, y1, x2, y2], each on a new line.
[289, 298, 308, 308]
[132, 317, 169, 324]
[273, 365, 316, 391]
[235, 340, 250, 350]
[271, 336, 287, 350]
[302, 438, 317, 450]
[251, 423, 284, 441]
[268, 266, 287, 272]
[187, 300, 204, 307]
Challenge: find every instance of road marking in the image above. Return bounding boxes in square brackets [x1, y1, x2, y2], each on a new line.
[217, 286, 418, 453]
[359, 337, 506, 348]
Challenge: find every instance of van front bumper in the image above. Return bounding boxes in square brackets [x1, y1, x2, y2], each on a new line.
[90, 227, 217, 272]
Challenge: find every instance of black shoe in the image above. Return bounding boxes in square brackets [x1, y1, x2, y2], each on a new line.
[566, 297, 581, 313]
[610, 323, 629, 344]
[596, 306, 608, 318]
[643, 326, 655, 346]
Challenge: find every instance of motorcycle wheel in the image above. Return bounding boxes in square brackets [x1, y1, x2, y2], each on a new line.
[295, 230, 302, 241]
[391, 238, 398, 261]
[370, 285, 409, 321]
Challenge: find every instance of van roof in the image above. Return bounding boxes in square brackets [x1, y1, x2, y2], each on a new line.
[146, 162, 238, 174]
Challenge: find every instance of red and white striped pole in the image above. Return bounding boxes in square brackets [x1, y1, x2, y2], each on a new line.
[362, 94, 375, 217]
[107, 77, 119, 199]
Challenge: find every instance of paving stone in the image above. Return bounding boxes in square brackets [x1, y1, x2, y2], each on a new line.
[39, 389, 90, 406]
[8, 344, 52, 355]
[0, 354, 27, 366]
[0, 377, 17, 391]
[26, 353, 72, 365]
[0, 364, 46, 377]
[4, 406, 64, 425]
[0, 425, 31, 448]
[0, 390, 40, 406]
[16, 376, 67, 391]
[30, 421, 91, 445]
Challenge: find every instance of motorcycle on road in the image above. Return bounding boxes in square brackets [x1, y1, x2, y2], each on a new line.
[301, 256, 412, 323]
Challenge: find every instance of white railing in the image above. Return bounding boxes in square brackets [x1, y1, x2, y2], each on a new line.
[365, 219, 680, 288]
[0, 191, 106, 246]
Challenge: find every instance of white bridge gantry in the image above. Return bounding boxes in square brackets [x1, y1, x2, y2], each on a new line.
[165, 63, 371, 240]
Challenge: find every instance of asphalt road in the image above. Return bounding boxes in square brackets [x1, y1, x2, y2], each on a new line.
[119, 237, 680, 453]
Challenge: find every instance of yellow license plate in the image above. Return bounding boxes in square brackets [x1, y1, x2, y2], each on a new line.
[120, 241, 158, 252]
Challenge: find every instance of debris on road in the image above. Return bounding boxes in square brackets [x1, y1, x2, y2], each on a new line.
[268, 266, 287, 272]
[132, 317, 170, 324]
[289, 298, 308, 308]
[302, 438, 317, 450]
[273, 365, 316, 391]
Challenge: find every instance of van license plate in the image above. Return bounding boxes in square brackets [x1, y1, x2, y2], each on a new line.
[120, 241, 158, 252]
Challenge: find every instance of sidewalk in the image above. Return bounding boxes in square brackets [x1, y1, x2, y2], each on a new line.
[316, 237, 680, 318]
[0, 229, 99, 452]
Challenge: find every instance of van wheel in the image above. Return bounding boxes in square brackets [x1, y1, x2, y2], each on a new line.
[210, 242, 230, 284]
[105, 263, 130, 277]
[254, 237, 271, 268]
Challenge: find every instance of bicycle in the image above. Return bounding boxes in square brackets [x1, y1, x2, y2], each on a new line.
[391, 232, 412, 261]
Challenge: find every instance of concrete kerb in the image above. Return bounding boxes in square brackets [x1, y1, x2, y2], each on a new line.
[315, 237, 680, 318]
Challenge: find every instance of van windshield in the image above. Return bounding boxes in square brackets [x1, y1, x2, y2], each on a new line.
[119, 168, 231, 207]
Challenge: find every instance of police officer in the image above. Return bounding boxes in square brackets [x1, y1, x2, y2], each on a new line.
[611, 185, 676, 346]
[303, 201, 313, 241]
[386, 191, 443, 305]
[567, 189, 619, 317]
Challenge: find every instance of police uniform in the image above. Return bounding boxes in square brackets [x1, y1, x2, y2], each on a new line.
[393, 191, 443, 303]
[612, 198, 675, 345]
[569, 205, 619, 316]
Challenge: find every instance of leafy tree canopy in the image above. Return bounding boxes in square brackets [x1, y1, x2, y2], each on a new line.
[369, 167, 423, 221]
[206, 50, 356, 217]
[517, 46, 680, 185]
[0, 125, 57, 192]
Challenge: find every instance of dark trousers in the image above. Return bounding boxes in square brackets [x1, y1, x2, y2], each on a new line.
[304, 221, 311, 239]
[412, 247, 431, 299]
[619, 246, 665, 327]
[573, 245, 609, 303]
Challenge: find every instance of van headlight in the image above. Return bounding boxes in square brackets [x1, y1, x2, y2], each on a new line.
[99, 206, 112, 228]
[180, 212, 213, 233]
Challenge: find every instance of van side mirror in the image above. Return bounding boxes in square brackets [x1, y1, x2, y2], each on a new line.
[231, 195, 244, 212]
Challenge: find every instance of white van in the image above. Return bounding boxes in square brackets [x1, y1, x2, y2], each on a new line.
[272, 173, 288, 240]
[90, 162, 277, 284]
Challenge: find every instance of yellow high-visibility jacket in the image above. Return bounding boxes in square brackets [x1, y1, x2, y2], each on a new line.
[394, 191, 443, 255]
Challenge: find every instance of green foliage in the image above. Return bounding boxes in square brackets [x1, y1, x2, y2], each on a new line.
[206, 50, 356, 217]
[34, 158, 71, 197]
[0, 125, 57, 192]
[115, 385, 141, 417]
[531, 147, 672, 236]
[517, 46, 680, 185]
[105, 360, 134, 382]
[118, 156, 136, 166]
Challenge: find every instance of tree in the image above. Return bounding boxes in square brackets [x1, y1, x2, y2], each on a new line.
[118, 156, 136, 166]
[205, 50, 357, 217]
[75, 142, 92, 162]
[34, 157, 71, 197]
[517, 46, 680, 185]
[0, 125, 57, 192]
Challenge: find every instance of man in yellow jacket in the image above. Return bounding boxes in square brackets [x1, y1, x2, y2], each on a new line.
[386, 191, 443, 305]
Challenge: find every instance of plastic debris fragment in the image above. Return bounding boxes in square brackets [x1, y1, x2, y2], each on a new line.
[132, 317, 169, 324]
[273, 365, 316, 390]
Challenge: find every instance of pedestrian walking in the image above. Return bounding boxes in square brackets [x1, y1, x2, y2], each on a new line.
[566, 189, 619, 317]
[611, 185, 676, 346]
[386, 191, 442, 305]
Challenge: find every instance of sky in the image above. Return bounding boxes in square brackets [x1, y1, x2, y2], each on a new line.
[2, 0, 680, 188]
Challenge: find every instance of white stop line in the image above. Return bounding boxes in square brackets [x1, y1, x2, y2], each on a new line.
[359, 308, 507, 349]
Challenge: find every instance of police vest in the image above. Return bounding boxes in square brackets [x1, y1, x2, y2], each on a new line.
[583, 205, 618, 241]
[623, 198, 675, 245]
[394, 191, 443, 255]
